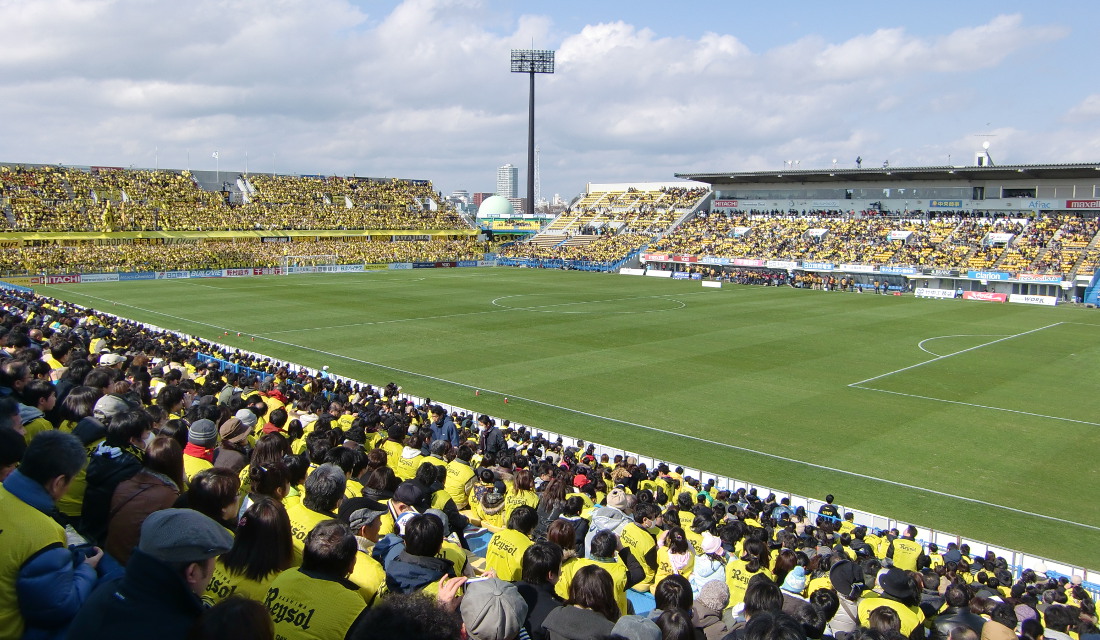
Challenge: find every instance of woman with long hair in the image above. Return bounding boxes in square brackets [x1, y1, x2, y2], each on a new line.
[535, 472, 569, 540]
[549, 519, 581, 601]
[237, 460, 291, 519]
[504, 467, 539, 522]
[542, 564, 620, 640]
[724, 537, 773, 609]
[203, 497, 294, 605]
[105, 436, 185, 564]
[239, 432, 291, 495]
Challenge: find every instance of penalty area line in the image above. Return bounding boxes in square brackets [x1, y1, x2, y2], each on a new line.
[849, 385, 1100, 428]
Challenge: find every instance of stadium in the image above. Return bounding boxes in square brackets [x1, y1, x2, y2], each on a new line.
[2, 155, 1099, 603]
[3, 4, 1100, 638]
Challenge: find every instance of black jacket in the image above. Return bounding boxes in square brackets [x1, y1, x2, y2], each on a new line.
[480, 426, 507, 457]
[928, 606, 986, 640]
[80, 444, 142, 544]
[67, 549, 205, 640]
[517, 580, 564, 640]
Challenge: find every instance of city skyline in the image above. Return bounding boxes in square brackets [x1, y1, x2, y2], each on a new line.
[1, 1, 1098, 202]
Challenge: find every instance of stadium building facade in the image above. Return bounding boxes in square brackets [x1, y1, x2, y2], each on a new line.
[672, 163, 1100, 302]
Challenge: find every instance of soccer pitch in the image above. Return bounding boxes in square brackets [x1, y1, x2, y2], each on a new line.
[39, 268, 1100, 568]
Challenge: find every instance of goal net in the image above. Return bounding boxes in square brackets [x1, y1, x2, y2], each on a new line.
[280, 254, 340, 274]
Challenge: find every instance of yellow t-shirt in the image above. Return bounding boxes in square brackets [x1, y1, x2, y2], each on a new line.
[653, 546, 695, 594]
[265, 568, 366, 640]
[484, 528, 532, 582]
[725, 559, 773, 608]
[444, 460, 475, 509]
[619, 522, 657, 588]
[203, 560, 281, 605]
[285, 502, 337, 565]
[502, 489, 539, 522]
[858, 594, 926, 637]
[348, 549, 386, 606]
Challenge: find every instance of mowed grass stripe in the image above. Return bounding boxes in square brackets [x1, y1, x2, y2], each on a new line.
[40, 269, 1100, 568]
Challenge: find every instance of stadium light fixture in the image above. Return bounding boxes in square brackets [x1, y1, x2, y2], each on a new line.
[512, 49, 555, 215]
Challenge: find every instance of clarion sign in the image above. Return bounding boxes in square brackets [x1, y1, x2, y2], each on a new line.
[1066, 200, 1100, 209]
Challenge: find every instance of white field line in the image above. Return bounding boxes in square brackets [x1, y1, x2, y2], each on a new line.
[42, 286, 1100, 532]
[261, 292, 706, 335]
[853, 387, 1100, 427]
[916, 334, 1008, 357]
[849, 323, 1062, 387]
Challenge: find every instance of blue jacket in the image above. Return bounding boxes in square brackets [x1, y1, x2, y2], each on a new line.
[2, 470, 98, 640]
[429, 416, 460, 447]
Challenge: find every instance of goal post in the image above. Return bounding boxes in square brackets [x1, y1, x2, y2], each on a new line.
[280, 254, 340, 274]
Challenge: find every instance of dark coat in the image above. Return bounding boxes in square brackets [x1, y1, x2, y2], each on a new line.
[929, 606, 986, 640]
[541, 605, 616, 640]
[480, 426, 507, 457]
[384, 551, 455, 594]
[81, 444, 143, 545]
[105, 470, 180, 565]
[212, 444, 249, 474]
[516, 580, 564, 640]
[67, 549, 206, 640]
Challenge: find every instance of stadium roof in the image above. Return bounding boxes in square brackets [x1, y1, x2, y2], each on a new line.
[675, 162, 1100, 185]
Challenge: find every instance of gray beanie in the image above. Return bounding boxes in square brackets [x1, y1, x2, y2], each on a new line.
[187, 419, 218, 447]
[234, 408, 258, 429]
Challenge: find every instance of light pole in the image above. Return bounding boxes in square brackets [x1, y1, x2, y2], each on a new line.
[511, 49, 554, 216]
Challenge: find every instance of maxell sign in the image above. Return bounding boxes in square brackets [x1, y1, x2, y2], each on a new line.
[1066, 200, 1100, 209]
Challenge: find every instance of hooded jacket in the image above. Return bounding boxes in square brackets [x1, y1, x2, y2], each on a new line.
[383, 550, 456, 594]
[81, 442, 143, 544]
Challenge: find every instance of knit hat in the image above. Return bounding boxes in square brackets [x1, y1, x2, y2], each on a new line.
[610, 615, 661, 640]
[483, 491, 505, 508]
[606, 487, 631, 511]
[697, 580, 730, 612]
[138, 508, 233, 563]
[701, 532, 725, 556]
[234, 408, 258, 430]
[459, 578, 528, 640]
[188, 419, 218, 448]
[218, 417, 250, 444]
[782, 566, 807, 593]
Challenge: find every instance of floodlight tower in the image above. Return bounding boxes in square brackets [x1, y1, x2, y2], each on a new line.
[511, 49, 554, 215]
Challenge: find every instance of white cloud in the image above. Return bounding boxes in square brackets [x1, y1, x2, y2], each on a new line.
[0, 2, 1081, 199]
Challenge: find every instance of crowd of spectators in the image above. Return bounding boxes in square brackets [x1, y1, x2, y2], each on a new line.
[500, 234, 651, 264]
[548, 186, 708, 236]
[0, 166, 470, 233]
[0, 238, 491, 275]
[0, 286, 1095, 640]
[647, 212, 1100, 276]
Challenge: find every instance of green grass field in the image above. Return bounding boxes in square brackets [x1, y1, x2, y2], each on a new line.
[36, 268, 1100, 569]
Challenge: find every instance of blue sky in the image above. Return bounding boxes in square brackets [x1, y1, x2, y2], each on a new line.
[1, 0, 1097, 202]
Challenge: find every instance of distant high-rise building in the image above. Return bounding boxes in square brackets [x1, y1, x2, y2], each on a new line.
[496, 164, 518, 199]
[472, 192, 494, 209]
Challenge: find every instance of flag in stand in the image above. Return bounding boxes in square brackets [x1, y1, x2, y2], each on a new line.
[211, 151, 219, 159]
